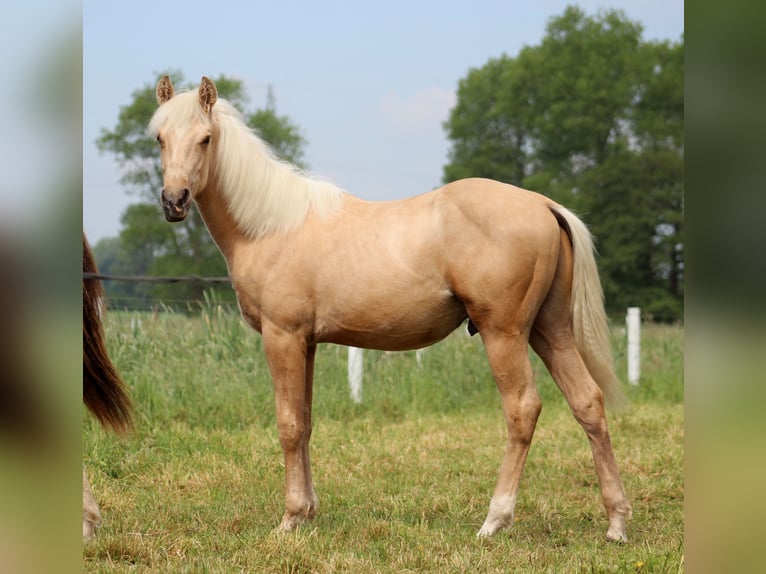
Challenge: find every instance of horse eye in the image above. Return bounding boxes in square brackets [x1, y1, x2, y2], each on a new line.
[156, 135, 163, 146]
[201, 135, 211, 146]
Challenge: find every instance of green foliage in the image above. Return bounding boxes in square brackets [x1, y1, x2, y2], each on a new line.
[443, 7, 684, 321]
[92, 234, 152, 306]
[582, 149, 684, 321]
[443, 55, 533, 185]
[248, 108, 308, 169]
[95, 71, 308, 309]
[632, 38, 684, 151]
[532, 7, 645, 169]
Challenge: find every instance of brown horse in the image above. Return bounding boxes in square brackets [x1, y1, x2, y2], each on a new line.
[83, 233, 132, 541]
[149, 75, 631, 541]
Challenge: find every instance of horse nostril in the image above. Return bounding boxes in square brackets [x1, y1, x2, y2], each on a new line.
[160, 189, 191, 209]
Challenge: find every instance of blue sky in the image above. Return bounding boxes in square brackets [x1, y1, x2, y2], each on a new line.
[83, 0, 683, 242]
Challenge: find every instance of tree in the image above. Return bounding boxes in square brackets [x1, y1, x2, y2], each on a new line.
[96, 71, 308, 308]
[582, 148, 683, 320]
[249, 109, 307, 169]
[91, 236, 149, 308]
[443, 55, 533, 185]
[443, 7, 684, 321]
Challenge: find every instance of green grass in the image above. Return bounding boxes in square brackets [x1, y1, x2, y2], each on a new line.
[83, 305, 683, 572]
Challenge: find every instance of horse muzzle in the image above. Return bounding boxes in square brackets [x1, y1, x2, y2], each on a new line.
[161, 188, 192, 222]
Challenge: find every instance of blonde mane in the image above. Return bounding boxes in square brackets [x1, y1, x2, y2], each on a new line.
[149, 91, 345, 238]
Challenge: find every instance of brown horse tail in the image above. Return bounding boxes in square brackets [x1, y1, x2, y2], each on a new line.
[83, 234, 133, 432]
[547, 205, 625, 408]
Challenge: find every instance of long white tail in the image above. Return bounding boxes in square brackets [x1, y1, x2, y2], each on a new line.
[548, 204, 624, 407]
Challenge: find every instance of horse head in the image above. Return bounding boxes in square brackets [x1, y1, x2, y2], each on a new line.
[153, 75, 218, 222]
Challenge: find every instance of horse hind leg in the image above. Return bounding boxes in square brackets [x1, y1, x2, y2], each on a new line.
[530, 294, 631, 541]
[477, 332, 542, 537]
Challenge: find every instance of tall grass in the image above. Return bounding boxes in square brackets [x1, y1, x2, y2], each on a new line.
[83, 304, 683, 572]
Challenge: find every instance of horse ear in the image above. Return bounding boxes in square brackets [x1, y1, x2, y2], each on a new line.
[199, 76, 218, 114]
[156, 75, 175, 105]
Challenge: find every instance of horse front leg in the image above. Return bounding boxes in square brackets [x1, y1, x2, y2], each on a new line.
[263, 325, 318, 531]
[302, 344, 319, 517]
[83, 465, 100, 541]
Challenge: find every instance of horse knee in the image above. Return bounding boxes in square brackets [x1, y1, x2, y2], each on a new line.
[504, 388, 542, 444]
[521, 391, 542, 427]
[524, 393, 543, 436]
[527, 390, 542, 415]
[277, 419, 307, 451]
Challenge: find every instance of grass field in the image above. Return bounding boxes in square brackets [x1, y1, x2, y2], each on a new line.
[83, 304, 683, 573]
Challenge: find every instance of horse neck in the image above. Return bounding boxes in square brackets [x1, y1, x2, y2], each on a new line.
[193, 177, 245, 263]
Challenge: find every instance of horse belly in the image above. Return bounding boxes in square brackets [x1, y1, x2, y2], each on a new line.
[317, 291, 467, 351]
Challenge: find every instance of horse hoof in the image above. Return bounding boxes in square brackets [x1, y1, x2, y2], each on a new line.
[277, 510, 314, 533]
[606, 527, 628, 543]
[476, 517, 510, 538]
[277, 517, 300, 532]
[605, 512, 629, 543]
[476, 526, 493, 538]
[83, 519, 96, 542]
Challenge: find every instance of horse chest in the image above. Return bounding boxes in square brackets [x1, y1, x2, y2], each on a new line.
[233, 278, 314, 336]
[232, 288, 263, 333]
[238, 303, 263, 333]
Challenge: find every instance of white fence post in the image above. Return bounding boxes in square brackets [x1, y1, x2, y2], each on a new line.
[348, 346, 363, 403]
[626, 307, 641, 385]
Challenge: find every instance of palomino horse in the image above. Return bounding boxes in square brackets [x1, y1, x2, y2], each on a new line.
[83, 233, 132, 541]
[150, 75, 632, 541]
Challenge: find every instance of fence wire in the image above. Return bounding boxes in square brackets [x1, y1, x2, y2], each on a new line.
[83, 272, 232, 284]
